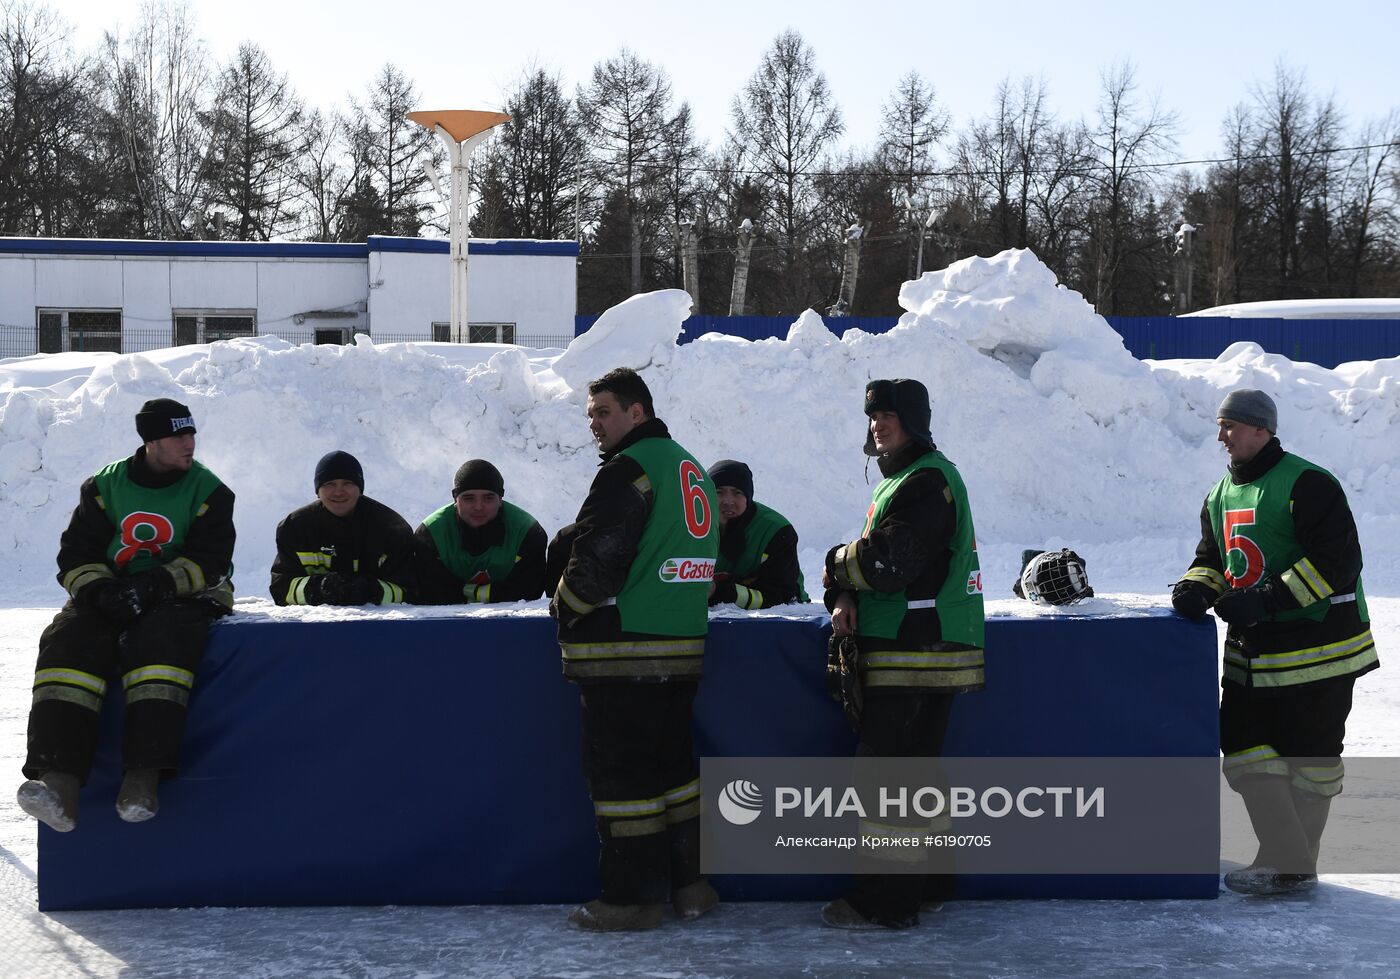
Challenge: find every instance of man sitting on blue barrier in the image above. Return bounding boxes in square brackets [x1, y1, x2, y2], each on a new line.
[414, 460, 546, 604]
[706, 459, 808, 609]
[270, 450, 415, 606]
[18, 398, 236, 830]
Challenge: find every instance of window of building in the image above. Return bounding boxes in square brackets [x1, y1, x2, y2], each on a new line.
[431, 321, 451, 342]
[36, 309, 123, 354]
[172, 310, 257, 346]
[467, 322, 516, 344]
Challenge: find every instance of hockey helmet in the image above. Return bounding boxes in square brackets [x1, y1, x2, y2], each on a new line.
[1014, 549, 1094, 606]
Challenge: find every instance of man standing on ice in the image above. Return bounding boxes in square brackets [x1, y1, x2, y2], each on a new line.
[17, 398, 236, 831]
[550, 367, 721, 932]
[270, 450, 416, 606]
[1173, 388, 1378, 895]
[821, 378, 986, 929]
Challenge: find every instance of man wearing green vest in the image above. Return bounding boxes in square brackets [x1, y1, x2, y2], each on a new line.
[706, 459, 808, 609]
[551, 367, 720, 932]
[821, 378, 985, 930]
[414, 459, 546, 604]
[270, 450, 416, 606]
[17, 398, 236, 832]
[1173, 388, 1378, 896]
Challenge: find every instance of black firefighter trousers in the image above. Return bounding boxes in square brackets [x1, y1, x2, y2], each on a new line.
[578, 681, 702, 906]
[24, 599, 221, 783]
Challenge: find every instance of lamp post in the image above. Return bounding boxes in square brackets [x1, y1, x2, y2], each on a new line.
[406, 109, 510, 342]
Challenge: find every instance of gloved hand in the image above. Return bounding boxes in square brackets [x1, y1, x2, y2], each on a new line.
[1171, 580, 1216, 619]
[88, 571, 173, 626]
[89, 579, 143, 625]
[550, 583, 583, 628]
[319, 573, 377, 606]
[1212, 586, 1274, 627]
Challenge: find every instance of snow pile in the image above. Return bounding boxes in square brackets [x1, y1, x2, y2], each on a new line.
[1, 248, 1397, 607]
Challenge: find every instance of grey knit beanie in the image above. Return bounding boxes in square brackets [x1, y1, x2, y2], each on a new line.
[1217, 389, 1278, 433]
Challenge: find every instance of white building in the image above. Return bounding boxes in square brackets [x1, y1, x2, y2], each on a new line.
[0, 236, 578, 358]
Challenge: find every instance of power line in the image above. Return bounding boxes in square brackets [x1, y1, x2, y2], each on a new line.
[580, 140, 1400, 183]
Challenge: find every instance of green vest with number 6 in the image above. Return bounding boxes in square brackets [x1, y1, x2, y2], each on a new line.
[614, 438, 720, 637]
[857, 451, 985, 692]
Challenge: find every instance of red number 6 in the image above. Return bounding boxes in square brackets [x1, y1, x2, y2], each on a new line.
[679, 460, 711, 539]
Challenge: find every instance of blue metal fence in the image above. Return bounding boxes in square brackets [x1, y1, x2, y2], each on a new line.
[573, 314, 1400, 368]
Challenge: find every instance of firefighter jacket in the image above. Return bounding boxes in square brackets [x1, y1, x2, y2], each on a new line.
[414, 500, 547, 604]
[825, 440, 985, 693]
[553, 417, 719, 682]
[58, 446, 236, 609]
[711, 501, 809, 608]
[270, 495, 415, 605]
[1178, 438, 1378, 691]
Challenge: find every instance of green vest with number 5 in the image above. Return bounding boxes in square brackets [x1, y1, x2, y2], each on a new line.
[1206, 453, 1369, 626]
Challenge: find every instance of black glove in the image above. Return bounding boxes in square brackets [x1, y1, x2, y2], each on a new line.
[1171, 580, 1216, 620]
[89, 578, 143, 626]
[88, 571, 172, 626]
[1212, 586, 1274, 627]
[825, 636, 863, 731]
[320, 573, 377, 606]
[550, 583, 583, 628]
[709, 578, 737, 607]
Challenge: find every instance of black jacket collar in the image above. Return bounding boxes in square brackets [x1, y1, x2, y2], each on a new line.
[600, 417, 671, 464]
[1230, 437, 1284, 485]
[130, 446, 187, 489]
[719, 501, 758, 561]
[456, 507, 507, 554]
[877, 440, 936, 478]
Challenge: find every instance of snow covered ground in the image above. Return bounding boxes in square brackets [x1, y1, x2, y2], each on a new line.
[2, 248, 1398, 976]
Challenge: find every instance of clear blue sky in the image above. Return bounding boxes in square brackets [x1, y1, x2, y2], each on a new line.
[60, 0, 1399, 165]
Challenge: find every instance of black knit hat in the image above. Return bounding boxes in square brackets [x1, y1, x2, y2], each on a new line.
[135, 398, 196, 443]
[314, 450, 364, 492]
[708, 459, 754, 502]
[863, 378, 932, 456]
[453, 459, 505, 498]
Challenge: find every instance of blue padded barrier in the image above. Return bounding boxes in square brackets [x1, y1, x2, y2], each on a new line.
[37, 607, 1219, 910]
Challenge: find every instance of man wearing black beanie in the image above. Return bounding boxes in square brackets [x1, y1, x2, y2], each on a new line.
[707, 459, 808, 609]
[413, 459, 546, 604]
[18, 398, 236, 832]
[269, 450, 416, 606]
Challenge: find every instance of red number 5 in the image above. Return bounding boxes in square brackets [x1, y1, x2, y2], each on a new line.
[1222, 509, 1266, 587]
[679, 460, 711, 539]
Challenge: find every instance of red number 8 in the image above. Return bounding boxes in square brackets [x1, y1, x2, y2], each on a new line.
[115, 511, 176, 568]
[679, 460, 711, 539]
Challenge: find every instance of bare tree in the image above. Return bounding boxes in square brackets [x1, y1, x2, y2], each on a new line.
[349, 64, 437, 237]
[877, 70, 948, 276]
[204, 42, 303, 240]
[477, 68, 586, 240]
[1082, 60, 1179, 313]
[1249, 63, 1341, 296]
[0, 1, 97, 235]
[99, 0, 214, 238]
[728, 29, 844, 312]
[577, 48, 673, 294]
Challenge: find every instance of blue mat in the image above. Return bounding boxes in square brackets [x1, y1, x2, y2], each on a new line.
[37, 607, 1219, 910]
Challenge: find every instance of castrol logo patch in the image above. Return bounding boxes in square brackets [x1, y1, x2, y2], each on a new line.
[658, 557, 717, 583]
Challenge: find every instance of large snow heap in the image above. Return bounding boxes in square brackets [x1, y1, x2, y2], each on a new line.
[1, 248, 1396, 606]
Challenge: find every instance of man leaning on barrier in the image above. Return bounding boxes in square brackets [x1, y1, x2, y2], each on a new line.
[821, 378, 986, 930]
[269, 450, 415, 607]
[414, 459, 546, 604]
[1172, 388, 1379, 895]
[18, 398, 236, 831]
[707, 458, 808, 609]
